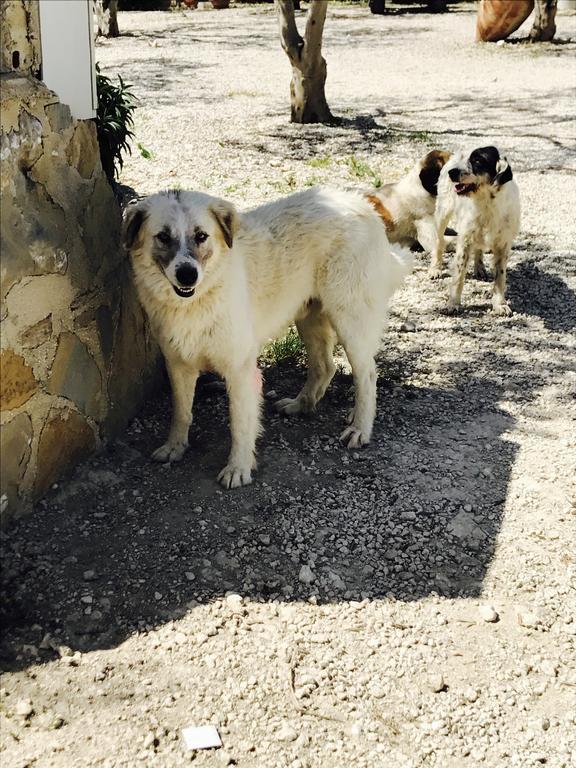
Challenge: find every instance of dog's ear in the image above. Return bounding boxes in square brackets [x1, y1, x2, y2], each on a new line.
[419, 150, 451, 196]
[122, 201, 147, 251]
[209, 199, 238, 249]
[494, 157, 513, 187]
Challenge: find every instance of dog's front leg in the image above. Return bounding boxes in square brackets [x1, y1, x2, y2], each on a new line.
[217, 362, 262, 489]
[447, 238, 471, 313]
[492, 246, 512, 316]
[152, 358, 198, 463]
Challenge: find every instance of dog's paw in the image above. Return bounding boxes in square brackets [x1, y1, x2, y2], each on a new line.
[428, 267, 443, 280]
[492, 302, 512, 317]
[446, 300, 461, 315]
[217, 464, 253, 490]
[275, 397, 303, 416]
[340, 426, 370, 449]
[151, 442, 187, 463]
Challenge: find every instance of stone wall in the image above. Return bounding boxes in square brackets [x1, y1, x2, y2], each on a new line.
[1, 72, 158, 522]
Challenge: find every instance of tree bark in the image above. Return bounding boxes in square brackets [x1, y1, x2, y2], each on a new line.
[95, 0, 119, 38]
[276, 0, 336, 124]
[529, 0, 557, 41]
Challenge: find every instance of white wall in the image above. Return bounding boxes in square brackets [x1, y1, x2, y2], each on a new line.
[38, 0, 97, 120]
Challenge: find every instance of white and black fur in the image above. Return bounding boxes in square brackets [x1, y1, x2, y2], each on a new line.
[123, 187, 413, 489]
[431, 146, 520, 315]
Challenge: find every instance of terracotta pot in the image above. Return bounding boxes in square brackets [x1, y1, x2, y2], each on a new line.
[210, 0, 230, 8]
[476, 0, 535, 42]
[183, 0, 198, 7]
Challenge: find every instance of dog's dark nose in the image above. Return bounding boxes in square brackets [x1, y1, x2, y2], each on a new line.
[448, 168, 461, 182]
[175, 263, 198, 287]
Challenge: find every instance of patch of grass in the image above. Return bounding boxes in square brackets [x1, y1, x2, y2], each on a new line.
[226, 90, 260, 98]
[304, 175, 322, 188]
[345, 155, 382, 188]
[137, 142, 154, 160]
[261, 327, 305, 366]
[269, 173, 298, 195]
[308, 156, 332, 169]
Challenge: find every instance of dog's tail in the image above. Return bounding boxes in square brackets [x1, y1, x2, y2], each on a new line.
[388, 244, 415, 289]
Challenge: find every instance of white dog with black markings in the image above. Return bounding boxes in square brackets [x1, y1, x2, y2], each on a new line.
[123, 187, 413, 489]
[430, 145, 520, 315]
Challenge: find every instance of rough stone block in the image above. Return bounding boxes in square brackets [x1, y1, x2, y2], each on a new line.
[48, 333, 103, 420]
[0, 412, 32, 513]
[35, 409, 95, 495]
[0, 348, 37, 409]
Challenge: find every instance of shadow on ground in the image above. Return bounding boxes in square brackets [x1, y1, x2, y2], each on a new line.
[1, 246, 574, 672]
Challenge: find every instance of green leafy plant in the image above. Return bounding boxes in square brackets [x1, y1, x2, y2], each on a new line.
[345, 155, 382, 188]
[261, 327, 306, 366]
[95, 63, 137, 182]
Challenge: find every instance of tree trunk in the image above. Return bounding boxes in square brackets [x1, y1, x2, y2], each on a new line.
[276, 0, 336, 124]
[369, 0, 386, 13]
[95, 0, 119, 38]
[529, 0, 557, 41]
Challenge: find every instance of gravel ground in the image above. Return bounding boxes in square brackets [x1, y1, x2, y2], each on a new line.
[2, 4, 576, 767]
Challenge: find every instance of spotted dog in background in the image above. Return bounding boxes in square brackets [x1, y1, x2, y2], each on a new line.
[432, 146, 520, 315]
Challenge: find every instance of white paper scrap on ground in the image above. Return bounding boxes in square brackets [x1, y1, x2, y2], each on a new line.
[181, 724, 222, 750]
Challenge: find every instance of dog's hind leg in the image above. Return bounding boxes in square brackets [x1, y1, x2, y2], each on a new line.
[429, 207, 452, 279]
[330, 316, 379, 449]
[447, 238, 472, 313]
[276, 302, 336, 416]
[491, 245, 512, 316]
[218, 360, 263, 489]
[152, 358, 198, 463]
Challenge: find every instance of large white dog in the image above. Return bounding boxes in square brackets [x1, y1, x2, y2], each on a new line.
[123, 187, 413, 488]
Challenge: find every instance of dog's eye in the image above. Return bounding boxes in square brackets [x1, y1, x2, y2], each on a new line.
[195, 231, 208, 244]
[156, 231, 172, 245]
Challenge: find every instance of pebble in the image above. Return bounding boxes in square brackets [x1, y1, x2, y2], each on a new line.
[83, 570, 97, 581]
[299, 565, 315, 584]
[479, 605, 499, 623]
[275, 725, 298, 742]
[401, 509, 417, 521]
[154, 592, 162, 601]
[258, 534, 271, 545]
[399, 320, 416, 333]
[15, 698, 34, 718]
[464, 686, 480, 703]
[517, 609, 542, 628]
[428, 673, 446, 693]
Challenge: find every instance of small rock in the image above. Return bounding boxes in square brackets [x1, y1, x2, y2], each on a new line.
[428, 674, 446, 693]
[83, 570, 97, 581]
[154, 592, 162, 601]
[299, 565, 315, 585]
[265, 390, 277, 400]
[185, 572, 195, 581]
[464, 686, 479, 703]
[258, 534, 271, 545]
[399, 320, 416, 333]
[517, 609, 543, 628]
[80, 595, 93, 604]
[401, 509, 416, 521]
[479, 605, 499, 623]
[275, 725, 298, 742]
[15, 699, 34, 718]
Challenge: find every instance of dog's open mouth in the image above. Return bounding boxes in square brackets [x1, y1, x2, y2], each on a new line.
[173, 285, 195, 298]
[454, 182, 476, 196]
